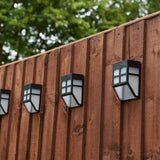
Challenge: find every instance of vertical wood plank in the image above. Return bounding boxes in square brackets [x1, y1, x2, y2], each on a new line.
[0, 67, 6, 130]
[144, 16, 160, 160]
[0, 14, 160, 160]
[40, 50, 59, 160]
[84, 34, 104, 160]
[102, 27, 124, 160]
[121, 21, 145, 160]
[54, 45, 72, 160]
[28, 55, 47, 160]
[0, 65, 14, 160]
[0, 67, 5, 88]
[68, 39, 88, 160]
[7, 62, 25, 160]
[17, 59, 35, 160]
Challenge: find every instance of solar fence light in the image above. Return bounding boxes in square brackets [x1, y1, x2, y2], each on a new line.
[113, 60, 141, 101]
[23, 83, 42, 113]
[61, 73, 84, 108]
[0, 89, 10, 115]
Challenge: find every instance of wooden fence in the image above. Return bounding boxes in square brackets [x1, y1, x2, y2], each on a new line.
[0, 11, 160, 160]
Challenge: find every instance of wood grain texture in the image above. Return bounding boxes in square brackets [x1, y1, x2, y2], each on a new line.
[17, 59, 35, 160]
[54, 45, 72, 160]
[40, 50, 59, 160]
[84, 34, 104, 160]
[68, 39, 88, 160]
[144, 15, 160, 160]
[7, 62, 25, 160]
[0, 67, 6, 137]
[0, 65, 14, 160]
[28, 55, 46, 160]
[102, 27, 124, 160]
[0, 67, 5, 88]
[0, 13, 160, 160]
[121, 21, 145, 160]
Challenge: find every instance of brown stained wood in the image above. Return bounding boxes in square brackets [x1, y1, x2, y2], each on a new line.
[0, 65, 14, 160]
[28, 55, 46, 160]
[0, 67, 5, 88]
[68, 39, 88, 160]
[1, 14, 160, 160]
[0, 67, 6, 132]
[84, 34, 104, 160]
[102, 27, 124, 160]
[54, 45, 72, 160]
[144, 16, 160, 160]
[7, 62, 24, 160]
[17, 59, 35, 160]
[40, 51, 59, 160]
[121, 21, 145, 160]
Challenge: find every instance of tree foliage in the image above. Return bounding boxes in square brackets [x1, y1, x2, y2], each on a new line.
[0, 0, 159, 64]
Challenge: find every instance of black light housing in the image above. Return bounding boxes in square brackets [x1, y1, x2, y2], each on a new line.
[113, 60, 141, 101]
[0, 89, 10, 115]
[61, 73, 84, 108]
[23, 83, 42, 113]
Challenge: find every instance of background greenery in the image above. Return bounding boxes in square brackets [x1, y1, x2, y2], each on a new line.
[0, 0, 159, 64]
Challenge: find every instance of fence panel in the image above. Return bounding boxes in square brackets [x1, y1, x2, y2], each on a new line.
[102, 27, 124, 160]
[68, 39, 88, 160]
[144, 15, 160, 160]
[85, 34, 104, 160]
[54, 45, 72, 160]
[40, 51, 59, 160]
[29, 55, 46, 160]
[0, 65, 14, 160]
[7, 62, 24, 160]
[0, 12, 160, 160]
[121, 20, 145, 160]
[17, 59, 35, 160]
